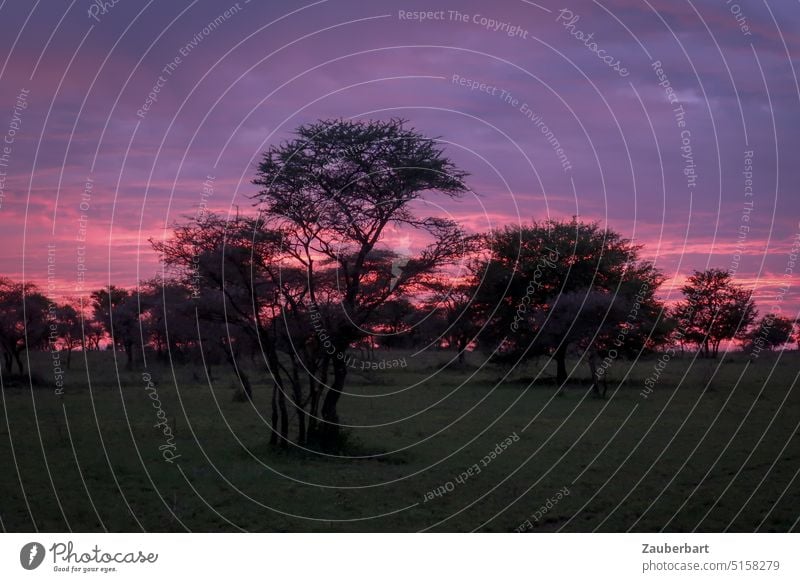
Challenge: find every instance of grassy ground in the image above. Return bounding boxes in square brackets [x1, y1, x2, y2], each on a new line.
[1, 348, 798, 532]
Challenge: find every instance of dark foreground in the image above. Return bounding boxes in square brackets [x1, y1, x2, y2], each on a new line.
[1, 350, 798, 532]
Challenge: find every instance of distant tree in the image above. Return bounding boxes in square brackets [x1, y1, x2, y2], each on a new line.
[744, 314, 795, 354]
[0, 278, 49, 374]
[90, 285, 140, 369]
[372, 298, 416, 349]
[673, 269, 757, 358]
[52, 302, 84, 368]
[154, 213, 314, 446]
[406, 305, 449, 350]
[424, 282, 477, 364]
[85, 319, 105, 351]
[252, 118, 476, 442]
[472, 218, 666, 386]
[139, 278, 196, 361]
[154, 215, 286, 397]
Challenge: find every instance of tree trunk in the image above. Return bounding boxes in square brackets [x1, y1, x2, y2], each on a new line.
[223, 344, 252, 400]
[588, 350, 600, 398]
[270, 382, 279, 446]
[457, 335, 467, 365]
[265, 347, 292, 447]
[3, 351, 12, 374]
[307, 377, 320, 436]
[320, 356, 347, 436]
[555, 343, 568, 386]
[14, 349, 24, 374]
[204, 349, 214, 382]
[278, 383, 289, 448]
[290, 360, 306, 445]
[239, 371, 253, 400]
[124, 340, 134, 370]
[307, 355, 328, 438]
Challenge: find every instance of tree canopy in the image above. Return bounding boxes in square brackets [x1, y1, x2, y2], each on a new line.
[471, 218, 667, 385]
[673, 269, 757, 358]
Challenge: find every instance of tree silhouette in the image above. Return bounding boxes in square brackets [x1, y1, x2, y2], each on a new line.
[673, 269, 757, 358]
[744, 314, 795, 354]
[0, 278, 49, 374]
[90, 285, 139, 369]
[423, 282, 477, 364]
[153, 215, 290, 408]
[52, 302, 84, 368]
[139, 278, 196, 362]
[472, 218, 665, 386]
[251, 118, 475, 441]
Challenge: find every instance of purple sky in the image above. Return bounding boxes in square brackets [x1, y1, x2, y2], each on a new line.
[0, 0, 798, 317]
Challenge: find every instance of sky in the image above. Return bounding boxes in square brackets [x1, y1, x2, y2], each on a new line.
[0, 0, 798, 318]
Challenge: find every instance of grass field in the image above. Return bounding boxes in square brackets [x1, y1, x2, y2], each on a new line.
[1, 349, 798, 532]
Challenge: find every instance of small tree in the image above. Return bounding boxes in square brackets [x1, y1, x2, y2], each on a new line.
[744, 314, 795, 354]
[424, 283, 477, 364]
[140, 278, 196, 361]
[153, 215, 290, 404]
[90, 286, 140, 369]
[84, 319, 105, 351]
[0, 278, 49, 374]
[53, 302, 84, 368]
[673, 269, 757, 358]
[372, 298, 416, 349]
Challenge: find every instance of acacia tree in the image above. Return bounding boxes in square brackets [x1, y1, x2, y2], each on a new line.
[90, 285, 140, 369]
[53, 302, 84, 368]
[371, 298, 415, 349]
[405, 304, 449, 350]
[156, 213, 339, 449]
[673, 269, 757, 358]
[744, 314, 795, 354]
[152, 215, 292, 406]
[252, 118, 474, 439]
[84, 319, 105, 351]
[139, 278, 197, 362]
[472, 218, 666, 386]
[0, 278, 49, 374]
[423, 282, 478, 364]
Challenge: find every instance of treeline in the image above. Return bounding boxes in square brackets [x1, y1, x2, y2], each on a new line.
[1, 228, 794, 382]
[1, 218, 795, 448]
[0, 278, 212, 374]
[1, 119, 797, 449]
